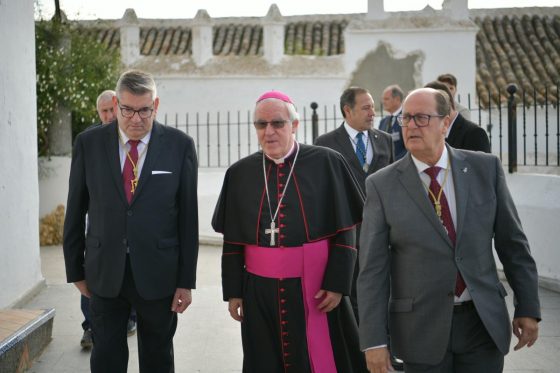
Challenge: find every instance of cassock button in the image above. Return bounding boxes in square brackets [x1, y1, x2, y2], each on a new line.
[280, 213, 285, 218]
[127, 210, 133, 216]
[280, 234, 286, 239]
[281, 321, 288, 325]
[281, 299, 286, 303]
[281, 309, 287, 314]
[279, 164, 284, 168]
[280, 224, 286, 228]
[279, 173, 285, 177]
[279, 183, 284, 188]
[280, 204, 286, 208]
[280, 288, 285, 292]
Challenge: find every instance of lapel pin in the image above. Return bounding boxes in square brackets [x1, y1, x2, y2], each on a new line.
[462, 167, 468, 173]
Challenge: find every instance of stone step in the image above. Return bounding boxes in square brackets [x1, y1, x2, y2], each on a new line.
[0, 309, 55, 373]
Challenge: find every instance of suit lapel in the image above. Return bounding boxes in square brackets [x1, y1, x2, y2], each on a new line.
[448, 146, 469, 246]
[130, 121, 164, 204]
[105, 123, 128, 205]
[397, 155, 453, 247]
[334, 124, 364, 176]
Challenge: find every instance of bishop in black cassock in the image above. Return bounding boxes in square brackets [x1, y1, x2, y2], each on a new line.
[212, 91, 367, 373]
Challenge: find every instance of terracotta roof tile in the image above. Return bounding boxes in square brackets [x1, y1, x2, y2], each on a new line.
[70, 11, 559, 106]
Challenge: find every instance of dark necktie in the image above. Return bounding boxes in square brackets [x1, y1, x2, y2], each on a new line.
[387, 116, 394, 134]
[355, 132, 366, 168]
[123, 140, 140, 204]
[424, 166, 467, 297]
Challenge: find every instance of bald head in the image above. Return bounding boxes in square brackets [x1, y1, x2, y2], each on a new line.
[401, 88, 451, 165]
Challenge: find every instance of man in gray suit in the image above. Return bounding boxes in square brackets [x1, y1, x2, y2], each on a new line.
[357, 88, 540, 373]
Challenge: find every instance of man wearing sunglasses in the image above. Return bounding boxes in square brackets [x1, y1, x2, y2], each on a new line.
[358, 88, 540, 373]
[213, 90, 367, 372]
[64, 69, 199, 372]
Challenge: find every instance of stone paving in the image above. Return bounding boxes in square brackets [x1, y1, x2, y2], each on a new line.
[22, 244, 560, 373]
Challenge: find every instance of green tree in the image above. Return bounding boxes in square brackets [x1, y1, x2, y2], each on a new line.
[35, 19, 121, 156]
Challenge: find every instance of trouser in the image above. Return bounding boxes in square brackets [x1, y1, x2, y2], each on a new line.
[89, 256, 177, 373]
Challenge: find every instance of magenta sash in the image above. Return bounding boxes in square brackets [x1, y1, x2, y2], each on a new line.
[245, 240, 337, 373]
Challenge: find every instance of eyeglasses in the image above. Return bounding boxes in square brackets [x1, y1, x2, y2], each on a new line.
[118, 104, 154, 119]
[253, 120, 290, 130]
[396, 114, 445, 127]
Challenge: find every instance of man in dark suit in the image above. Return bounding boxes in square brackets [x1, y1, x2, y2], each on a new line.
[379, 85, 406, 160]
[63, 70, 199, 372]
[425, 81, 490, 153]
[437, 73, 471, 120]
[315, 86, 394, 197]
[358, 88, 540, 373]
[79, 89, 138, 350]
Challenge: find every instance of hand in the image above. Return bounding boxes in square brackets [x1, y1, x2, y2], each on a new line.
[171, 288, 192, 313]
[228, 298, 244, 322]
[365, 347, 394, 373]
[315, 290, 342, 313]
[73, 280, 91, 298]
[512, 317, 539, 350]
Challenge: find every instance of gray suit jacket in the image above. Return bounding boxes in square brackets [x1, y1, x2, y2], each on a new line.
[314, 123, 394, 196]
[357, 146, 540, 364]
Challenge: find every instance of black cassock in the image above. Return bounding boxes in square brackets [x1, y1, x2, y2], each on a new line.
[212, 143, 367, 373]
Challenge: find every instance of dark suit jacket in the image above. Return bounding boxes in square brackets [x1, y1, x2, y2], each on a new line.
[358, 146, 540, 364]
[379, 110, 407, 160]
[314, 123, 394, 196]
[63, 121, 199, 300]
[446, 113, 491, 153]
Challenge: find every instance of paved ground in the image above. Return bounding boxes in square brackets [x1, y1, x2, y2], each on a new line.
[22, 244, 560, 373]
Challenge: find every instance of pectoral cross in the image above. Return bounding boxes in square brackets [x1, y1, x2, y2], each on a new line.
[265, 221, 280, 246]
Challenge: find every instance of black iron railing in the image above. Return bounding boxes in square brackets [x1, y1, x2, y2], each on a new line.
[162, 86, 559, 170]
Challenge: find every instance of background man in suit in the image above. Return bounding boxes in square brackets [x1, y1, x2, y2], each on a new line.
[97, 90, 116, 125]
[315, 86, 397, 369]
[315, 86, 393, 317]
[79, 89, 137, 349]
[357, 88, 540, 373]
[379, 85, 407, 160]
[425, 81, 490, 153]
[64, 70, 199, 372]
[437, 73, 471, 120]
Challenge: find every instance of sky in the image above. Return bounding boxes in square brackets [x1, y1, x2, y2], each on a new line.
[35, 0, 560, 20]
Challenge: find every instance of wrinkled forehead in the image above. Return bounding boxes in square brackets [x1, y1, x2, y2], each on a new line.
[254, 99, 289, 118]
[403, 91, 436, 113]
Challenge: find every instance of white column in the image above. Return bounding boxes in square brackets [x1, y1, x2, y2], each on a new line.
[443, 0, 469, 20]
[366, 0, 387, 20]
[119, 8, 140, 66]
[192, 9, 213, 67]
[0, 0, 43, 308]
[262, 4, 285, 65]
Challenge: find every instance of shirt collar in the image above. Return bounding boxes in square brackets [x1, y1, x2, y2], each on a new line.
[343, 121, 368, 139]
[411, 146, 449, 175]
[389, 106, 402, 117]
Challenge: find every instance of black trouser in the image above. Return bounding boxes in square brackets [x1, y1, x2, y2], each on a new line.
[404, 301, 504, 373]
[89, 256, 177, 373]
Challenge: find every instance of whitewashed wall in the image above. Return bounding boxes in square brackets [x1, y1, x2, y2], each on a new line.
[0, 0, 44, 308]
[345, 27, 477, 99]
